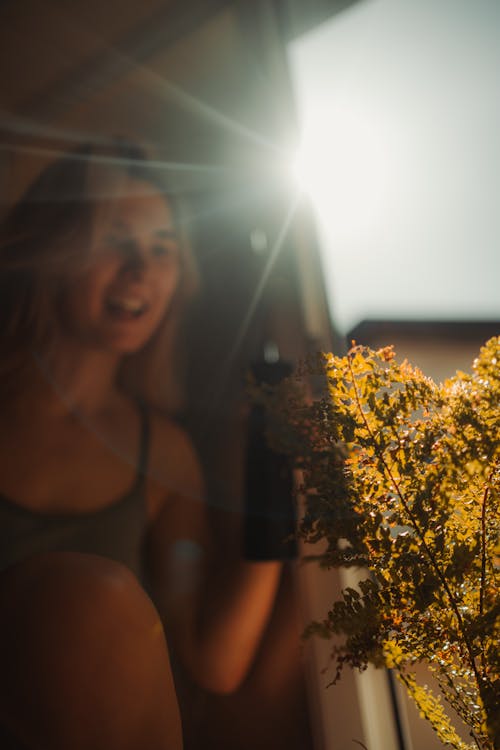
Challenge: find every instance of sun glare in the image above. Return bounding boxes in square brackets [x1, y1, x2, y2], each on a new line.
[292, 107, 391, 237]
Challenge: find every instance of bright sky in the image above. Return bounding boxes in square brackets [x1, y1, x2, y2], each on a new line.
[287, 0, 500, 335]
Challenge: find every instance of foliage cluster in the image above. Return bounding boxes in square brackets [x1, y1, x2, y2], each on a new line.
[255, 337, 500, 750]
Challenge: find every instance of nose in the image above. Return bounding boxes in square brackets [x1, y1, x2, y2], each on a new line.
[119, 242, 149, 278]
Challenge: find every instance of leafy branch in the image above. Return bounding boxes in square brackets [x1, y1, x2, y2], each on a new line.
[256, 336, 500, 750]
[346, 348, 484, 692]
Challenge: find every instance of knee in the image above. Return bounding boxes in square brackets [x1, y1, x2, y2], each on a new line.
[0, 552, 165, 680]
[0, 554, 181, 749]
[4, 550, 146, 612]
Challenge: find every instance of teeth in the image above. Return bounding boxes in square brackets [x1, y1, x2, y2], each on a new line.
[107, 297, 146, 314]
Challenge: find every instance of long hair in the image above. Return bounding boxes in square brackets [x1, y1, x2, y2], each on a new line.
[0, 140, 198, 412]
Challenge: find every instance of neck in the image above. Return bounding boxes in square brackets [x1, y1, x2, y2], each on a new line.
[31, 339, 122, 418]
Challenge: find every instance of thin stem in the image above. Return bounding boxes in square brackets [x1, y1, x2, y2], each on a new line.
[438, 667, 478, 739]
[479, 479, 490, 618]
[478, 465, 499, 692]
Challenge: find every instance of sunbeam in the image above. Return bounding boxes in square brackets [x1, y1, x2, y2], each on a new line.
[0, 140, 235, 205]
[177, 174, 287, 236]
[229, 191, 301, 359]
[0, 140, 231, 177]
[0, 111, 112, 150]
[227, 192, 301, 362]
[202, 189, 302, 422]
[13, 3, 282, 157]
[1, 3, 287, 210]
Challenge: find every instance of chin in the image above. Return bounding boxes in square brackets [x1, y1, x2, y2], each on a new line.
[111, 337, 153, 355]
[100, 317, 162, 355]
[100, 329, 155, 355]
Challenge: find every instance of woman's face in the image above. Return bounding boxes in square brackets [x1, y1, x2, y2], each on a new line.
[61, 177, 181, 354]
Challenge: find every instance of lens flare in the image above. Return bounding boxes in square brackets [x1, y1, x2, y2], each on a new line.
[292, 107, 391, 238]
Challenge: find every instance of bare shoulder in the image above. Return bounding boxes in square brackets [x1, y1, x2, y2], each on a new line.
[146, 408, 204, 518]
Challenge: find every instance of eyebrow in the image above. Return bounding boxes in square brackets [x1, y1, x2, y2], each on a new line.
[155, 229, 179, 240]
[109, 219, 178, 240]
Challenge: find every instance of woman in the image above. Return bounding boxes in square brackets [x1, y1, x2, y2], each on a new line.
[0, 142, 282, 750]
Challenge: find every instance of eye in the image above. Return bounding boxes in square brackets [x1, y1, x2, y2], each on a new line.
[152, 242, 179, 260]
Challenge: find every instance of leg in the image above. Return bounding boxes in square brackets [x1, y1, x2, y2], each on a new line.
[0, 552, 182, 750]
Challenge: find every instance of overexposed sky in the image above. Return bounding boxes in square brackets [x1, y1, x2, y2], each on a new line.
[287, 0, 500, 335]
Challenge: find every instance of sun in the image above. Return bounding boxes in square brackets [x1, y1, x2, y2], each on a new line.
[291, 107, 391, 237]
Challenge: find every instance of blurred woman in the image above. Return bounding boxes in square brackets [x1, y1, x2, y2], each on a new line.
[0, 142, 282, 750]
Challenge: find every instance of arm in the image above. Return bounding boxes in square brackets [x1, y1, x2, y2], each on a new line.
[145, 418, 282, 695]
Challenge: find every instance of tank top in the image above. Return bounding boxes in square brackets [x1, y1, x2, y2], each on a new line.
[0, 405, 150, 579]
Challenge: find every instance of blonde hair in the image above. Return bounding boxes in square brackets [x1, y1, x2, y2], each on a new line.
[0, 140, 199, 412]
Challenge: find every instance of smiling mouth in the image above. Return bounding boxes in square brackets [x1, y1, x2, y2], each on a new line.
[106, 296, 149, 319]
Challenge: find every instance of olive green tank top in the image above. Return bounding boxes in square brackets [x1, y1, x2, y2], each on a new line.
[0, 405, 150, 579]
